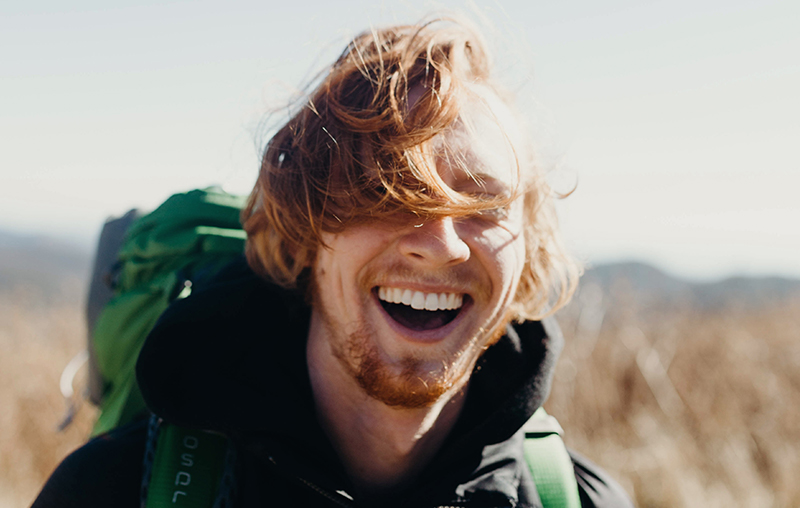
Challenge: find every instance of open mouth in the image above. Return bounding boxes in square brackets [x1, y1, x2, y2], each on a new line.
[376, 286, 467, 331]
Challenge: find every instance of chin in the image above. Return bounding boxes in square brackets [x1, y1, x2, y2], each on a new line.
[356, 360, 452, 409]
[345, 317, 502, 409]
[326, 315, 467, 408]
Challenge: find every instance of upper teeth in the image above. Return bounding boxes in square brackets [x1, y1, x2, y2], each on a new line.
[378, 287, 464, 311]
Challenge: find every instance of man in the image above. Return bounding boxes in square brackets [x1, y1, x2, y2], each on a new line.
[34, 18, 633, 508]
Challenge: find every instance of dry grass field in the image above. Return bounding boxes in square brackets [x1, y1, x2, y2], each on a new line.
[2, 273, 799, 507]
[0, 284, 96, 508]
[547, 283, 800, 508]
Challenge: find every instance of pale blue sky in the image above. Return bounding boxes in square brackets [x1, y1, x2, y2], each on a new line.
[2, 0, 798, 279]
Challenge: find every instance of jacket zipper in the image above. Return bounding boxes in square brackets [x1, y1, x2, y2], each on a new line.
[267, 455, 356, 508]
[296, 475, 356, 508]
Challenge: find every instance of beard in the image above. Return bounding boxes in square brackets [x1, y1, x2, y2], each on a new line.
[317, 304, 512, 410]
[338, 324, 459, 408]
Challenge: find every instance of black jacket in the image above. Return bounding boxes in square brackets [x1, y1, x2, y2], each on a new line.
[34, 258, 633, 508]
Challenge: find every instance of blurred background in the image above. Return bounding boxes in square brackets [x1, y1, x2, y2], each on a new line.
[1, 1, 798, 507]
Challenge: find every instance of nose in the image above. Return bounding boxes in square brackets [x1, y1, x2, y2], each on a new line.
[397, 217, 470, 268]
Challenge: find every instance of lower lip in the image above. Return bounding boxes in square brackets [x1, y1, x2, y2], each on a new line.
[371, 290, 472, 344]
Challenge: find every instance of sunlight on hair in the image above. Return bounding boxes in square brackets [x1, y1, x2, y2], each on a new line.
[243, 15, 580, 320]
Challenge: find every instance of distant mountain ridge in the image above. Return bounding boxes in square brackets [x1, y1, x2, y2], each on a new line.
[582, 261, 800, 310]
[1, 229, 798, 308]
[0, 230, 91, 303]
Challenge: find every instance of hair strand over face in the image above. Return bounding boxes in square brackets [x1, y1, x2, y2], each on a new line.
[242, 16, 580, 320]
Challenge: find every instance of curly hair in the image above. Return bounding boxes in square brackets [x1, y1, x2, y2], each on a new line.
[242, 17, 579, 320]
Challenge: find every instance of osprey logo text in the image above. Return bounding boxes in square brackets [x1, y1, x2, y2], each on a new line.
[171, 434, 199, 503]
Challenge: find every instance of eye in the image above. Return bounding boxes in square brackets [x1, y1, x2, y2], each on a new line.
[460, 190, 514, 221]
[480, 206, 511, 221]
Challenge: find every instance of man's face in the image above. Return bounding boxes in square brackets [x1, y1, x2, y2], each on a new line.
[310, 87, 527, 408]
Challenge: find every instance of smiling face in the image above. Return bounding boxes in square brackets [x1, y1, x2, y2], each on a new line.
[308, 87, 528, 408]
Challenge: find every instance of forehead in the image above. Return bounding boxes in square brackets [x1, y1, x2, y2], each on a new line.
[437, 85, 525, 191]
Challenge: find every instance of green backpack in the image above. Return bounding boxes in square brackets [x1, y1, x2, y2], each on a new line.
[87, 187, 247, 436]
[85, 187, 581, 508]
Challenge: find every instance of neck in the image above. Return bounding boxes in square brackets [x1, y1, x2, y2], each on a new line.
[306, 315, 469, 500]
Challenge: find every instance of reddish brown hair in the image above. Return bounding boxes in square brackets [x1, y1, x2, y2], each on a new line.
[242, 17, 579, 320]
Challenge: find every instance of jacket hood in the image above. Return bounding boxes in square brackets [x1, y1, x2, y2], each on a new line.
[136, 257, 564, 505]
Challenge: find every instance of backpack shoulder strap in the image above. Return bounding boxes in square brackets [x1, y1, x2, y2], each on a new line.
[522, 408, 582, 508]
[141, 415, 236, 508]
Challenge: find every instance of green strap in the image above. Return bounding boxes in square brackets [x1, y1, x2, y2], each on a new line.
[523, 408, 581, 508]
[146, 424, 229, 508]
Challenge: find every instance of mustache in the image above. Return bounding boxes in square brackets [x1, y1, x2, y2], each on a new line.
[364, 260, 491, 299]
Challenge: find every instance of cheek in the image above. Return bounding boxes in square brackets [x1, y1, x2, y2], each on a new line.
[315, 228, 392, 303]
[314, 235, 359, 312]
[466, 222, 526, 295]
[495, 235, 526, 294]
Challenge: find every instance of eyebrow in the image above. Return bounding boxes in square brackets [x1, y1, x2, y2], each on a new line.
[455, 172, 514, 196]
